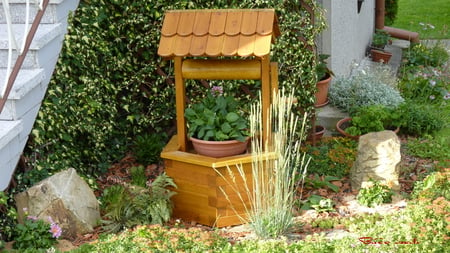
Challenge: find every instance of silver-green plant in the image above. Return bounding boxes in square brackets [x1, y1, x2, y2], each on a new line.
[330, 63, 404, 113]
[216, 89, 310, 239]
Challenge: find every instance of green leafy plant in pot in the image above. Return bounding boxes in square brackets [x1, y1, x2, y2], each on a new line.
[336, 104, 401, 139]
[184, 86, 250, 157]
[371, 29, 393, 63]
[315, 54, 334, 107]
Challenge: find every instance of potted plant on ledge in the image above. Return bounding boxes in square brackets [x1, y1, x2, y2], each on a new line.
[370, 29, 392, 64]
[315, 54, 334, 107]
[184, 86, 250, 158]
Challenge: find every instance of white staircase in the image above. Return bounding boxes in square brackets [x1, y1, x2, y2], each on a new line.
[0, 0, 79, 190]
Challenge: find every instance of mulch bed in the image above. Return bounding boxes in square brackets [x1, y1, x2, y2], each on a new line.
[67, 136, 438, 249]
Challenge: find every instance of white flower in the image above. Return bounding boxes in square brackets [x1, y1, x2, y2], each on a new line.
[429, 80, 436, 86]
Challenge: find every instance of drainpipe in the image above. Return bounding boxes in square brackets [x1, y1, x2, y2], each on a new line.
[375, 0, 420, 43]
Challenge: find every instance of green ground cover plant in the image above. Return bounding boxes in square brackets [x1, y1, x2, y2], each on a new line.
[392, 0, 449, 39]
[303, 137, 357, 178]
[357, 179, 394, 207]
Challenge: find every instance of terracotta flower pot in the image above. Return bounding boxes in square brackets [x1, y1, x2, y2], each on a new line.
[190, 137, 250, 158]
[336, 117, 400, 140]
[307, 125, 326, 142]
[371, 49, 392, 64]
[315, 75, 332, 107]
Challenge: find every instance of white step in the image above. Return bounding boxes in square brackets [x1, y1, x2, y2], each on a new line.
[0, 0, 78, 24]
[0, 119, 23, 190]
[0, 68, 45, 120]
[0, 23, 64, 69]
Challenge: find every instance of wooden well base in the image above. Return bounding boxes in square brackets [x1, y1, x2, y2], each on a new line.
[161, 135, 253, 227]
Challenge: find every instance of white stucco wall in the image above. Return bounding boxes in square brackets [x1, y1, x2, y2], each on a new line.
[319, 0, 375, 77]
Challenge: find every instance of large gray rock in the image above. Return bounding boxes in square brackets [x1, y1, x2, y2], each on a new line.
[15, 168, 100, 239]
[350, 131, 401, 191]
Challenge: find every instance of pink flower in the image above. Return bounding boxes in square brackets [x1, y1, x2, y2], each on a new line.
[49, 223, 62, 238]
[27, 215, 38, 221]
[210, 86, 223, 97]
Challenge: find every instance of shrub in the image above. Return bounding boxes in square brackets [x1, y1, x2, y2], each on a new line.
[0, 192, 17, 242]
[101, 173, 176, 233]
[133, 133, 167, 166]
[329, 64, 404, 113]
[303, 137, 357, 178]
[412, 170, 450, 200]
[399, 65, 450, 104]
[397, 101, 445, 136]
[403, 42, 449, 67]
[406, 136, 450, 165]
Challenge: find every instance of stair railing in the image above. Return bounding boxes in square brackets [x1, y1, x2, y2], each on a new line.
[0, 0, 49, 114]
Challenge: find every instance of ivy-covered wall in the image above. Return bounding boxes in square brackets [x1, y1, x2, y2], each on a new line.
[24, 0, 325, 177]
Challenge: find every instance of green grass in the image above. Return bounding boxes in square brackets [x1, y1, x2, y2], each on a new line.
[392, 0, 450, 39]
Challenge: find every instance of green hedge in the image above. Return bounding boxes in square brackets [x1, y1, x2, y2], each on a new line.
[25, 0, 325, 177]
[385, 0, 399, 26]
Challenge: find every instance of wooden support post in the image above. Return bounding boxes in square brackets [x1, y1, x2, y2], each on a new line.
[261, 56, 271, 143]
[174, 57, 187, 151]
[270, 62, 278, 96]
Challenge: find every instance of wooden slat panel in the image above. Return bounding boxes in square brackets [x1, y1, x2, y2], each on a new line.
[205, 35, 224, 57]
[222, 35, 239, 56]
[157, 35, 174, 57]
[193, 12, 211, 36]
[182, 59, 261, 80]
[241, 11, 258, 35]
[224, 11, 243, 36]
[189, 35, 208, 56]
[173, 35, 192, 56]
[237, 35, 255, 57]
[210, 193, 251, 208]
[172, 208, 214, 226]
[161, 11, 180, 36]
[166, 167, 213, 186]
[173, 178, 213, 197]
[253, 34, 272, 56]
[209, 11, 227, 36]
[216, 215, 247, 227]
[177, 12, 196, 36]
[256, 11, 275, 35]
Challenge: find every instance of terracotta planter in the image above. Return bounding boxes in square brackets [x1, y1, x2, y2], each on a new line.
[190, 137, 250, 158]
[371, 49, 392, 64]
[336, 117, 399, 140]
[315, 75, 332, 107]
[307, 125, 326, 142]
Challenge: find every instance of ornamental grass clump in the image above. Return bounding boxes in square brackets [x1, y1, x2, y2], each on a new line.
[217, 89, 310, 239]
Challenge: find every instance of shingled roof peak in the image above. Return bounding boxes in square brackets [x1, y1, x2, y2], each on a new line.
[158, 9, 280, 58]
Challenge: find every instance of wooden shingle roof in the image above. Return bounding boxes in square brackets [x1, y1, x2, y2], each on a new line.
[158, 9, 280, 58]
